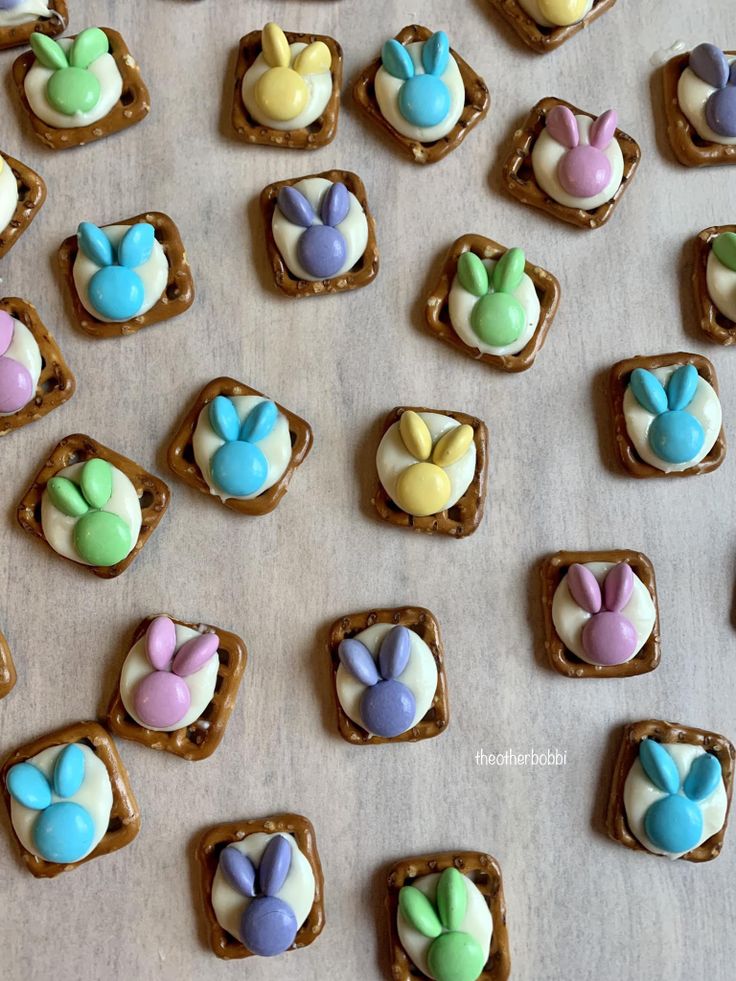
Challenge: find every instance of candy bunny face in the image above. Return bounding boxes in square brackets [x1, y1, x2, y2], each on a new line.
[623, 363, 722, 473]
[517, 0, 593, 28]
[0, 154, 19, 233]
[706, 231, 736, 323]
[0, 309, 42, 416]
[0, 1, 53, 27]
[376, 410, 476, 518]
[448, 248, 541, 356]
[532, 105, 624, 210]
[192, 394, 293, 502]
[73, 222, 169, 323]
[242, 23, 333, 131]
[41, 457, 142, 566]
[212, 833, 316, 955]
[7, 743, 113, 864]
[552, 562, 656, 666]
[120, 616, 220, 732]
[397, 867, 493, 981]
[375, 31, 464, 142]
[25, 28, 123, 129]
[337, 624, 438, 738]
[624, 739, 727, 858]
[272, 177, 369, 282]
[678, 44, 736, 145]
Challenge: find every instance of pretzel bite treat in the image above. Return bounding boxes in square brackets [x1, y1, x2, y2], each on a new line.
[486, 0, 617, 54]
[0, 627, 16, 699]
[693, 225, 736, 343]
[0, 0, 66, 51]
[0, 150, 46, 260]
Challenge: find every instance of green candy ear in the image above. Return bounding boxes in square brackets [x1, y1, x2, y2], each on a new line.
[69, 27, 109, 69]
[436, 868, 467, 932]
[492, 247, 525, 295]
[30, 33, 68, 70]
[713, 232, 736, 273]
[80, 458, 113, 509]
[398, 886, 443, 939]
[457, 251, 489, 298]
[47, 477, 89, 517]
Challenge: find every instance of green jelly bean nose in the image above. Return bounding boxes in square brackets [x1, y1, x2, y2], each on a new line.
[471, 292, 525, 347]
[427, 930, 487, 981]
[73, 510, 131, 566]
[47, 66, 101, 116]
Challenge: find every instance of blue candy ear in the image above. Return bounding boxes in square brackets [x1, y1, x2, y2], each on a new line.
[381, 38, 414, 80]
[209, 395, 240, 443]
[639, 739, 681, 795]
[78, 222, 114, 267]
[630, 368, 667, 415]
[259, 835, 292, 897]
[422, 32, 450, 78]
[666, 364, 699, 412]
[7, 762, 52, 811]
[684, 753, 722, 802]
[118, 223, 155, 269]
[53, 744, 85, 798]
[240, 400, 278, 444]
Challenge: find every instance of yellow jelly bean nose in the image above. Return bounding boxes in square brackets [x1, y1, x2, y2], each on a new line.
[432, 424, 474, 468]
[399, 410, 432, 461]
[255, 67, 309, 121]
[395, 462, 452, 517]
[538, 0, 588, 25]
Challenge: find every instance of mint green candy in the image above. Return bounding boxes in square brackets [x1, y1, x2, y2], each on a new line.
[427, 930, 486, 981]
[457, 251, 488, 298]
[80, 458, 113, 510]
[47, 476, 89, 518]
[471, 292, 525, 346]
[436, 868, 467, 932]
[713, 232, 736, 272]
[47, 66, 101, 116]
[73, 510, 131, 566]
[493, 247, 525, 293]
[29, 33, 68, 71]
[398, 886, 442, 938]
[69, 27, 109, 69]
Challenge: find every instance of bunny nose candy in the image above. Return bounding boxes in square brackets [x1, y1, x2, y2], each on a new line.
[648, 410, 705, 464]
[427, 930, 486, 981]
[297, 225, 347, 279]
[471, 292, 525, 346]
[361, 679, 416, 737]
[48, 67, 102, 116]
[706, 87, 736, 139]
[255, 67, 309, 121]
[644, 794, 703, 854]
[395, 462, 451, 516]
[241, 896, 298, 957]
[557, 145, 611, 198]
[32, 801, 95, 864]
[539, 0, 589, 25]
[399, 75, 450, 128]
[212, 441, 268, 497]
[73, 510, 132, 566]
[89, 266, 145, 321]
[133, 671, 191, 729]
[582, 611, 638, 666]
[0, 355, 33, 413]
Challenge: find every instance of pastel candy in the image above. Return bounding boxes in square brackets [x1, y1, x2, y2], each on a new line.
[690, 43, 730, 89]
[30, 33, 67, 71]
[399, 73, 450, 128]
[399, 886, 442, 938]
[171, 632, 219, 677]
[118, 223, 154, 269]
[427, 930, 486, 981]
[210, 395, 240, 443]
[421, 31, 449, 77]
[47, 65, 101, 116]
[33, 801, 95, 864]
[648, 410, 704, 464]
[457, 252, 488, 298]
[538, 0, 589, 25]
[471, 292, 525, 346]
[399, 410, 432, 461]
[338, 637, 380, 687]
[73, 510, 132, 566]
[436, 867, 467, 932]
[240, 896, 298, 957]
[80, 458, 112, 510]
[706, 86, 736, 139]
[69, 27, 109, 69]
[88, 265, 145, 320]
[7, 762, 51, 811]
[145, 615, 177, 670]
[78, 222, 114, 267]
[666, 364, 698, 412]
[713, 232, 736, 272]
[53, 744, 85, 798]
[211, 440, 268, 497]
[240, 400, 277, 444]
[277, 186, 315, 229]
[546, 105, 579, 148]
[602, 563, 633, 613]
[255, 66, 308, 122]
[220, 845, 257, 897]
[581, 610, 637, 665]
[133, 670, 191, 729]
[644, 794, 703, 854]
[0, 310, 14, 355]
[630, 369, 668, 415]
[292, 41, 332, 76]
[684, 753, 722, 802]
[378, 625, 411, 680]
[557, 143, 612, 198]
[395, 462, 451, 516]
[0, 355, 33, 413]
[567, 563, 601, 614]
[297, 224, 347, 279]
[382, 39, 414, 81]
[639, 739, 680, 795]
[47, 476, 89, 518]
[320, 182, 349, 228]
[360, 678, 415, 737]
[432, 425, 473, 468]
[262, 22, 291, 69]
[259, 835, 292, 896]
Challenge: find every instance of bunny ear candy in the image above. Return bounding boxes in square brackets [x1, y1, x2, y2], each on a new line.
[698, 227, 736, 335]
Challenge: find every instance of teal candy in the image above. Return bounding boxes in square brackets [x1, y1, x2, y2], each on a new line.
[53, 745, 85, 798]
[666, 364, 698, 412]
[421, 31, 450, 77]
[629, 368, 668, 415]
[33, 801, 95, 864]
[240, 400, 278, 444]
[648, 410, 704, 464]
[713, 231, 736, 272]
[426, 931, 486, 981]
[644, 794, 703, 854]
[211, 441, 268, 497]
[7, 763, 51, 811]
[639, 739, 680, 794]
[210, 396, 240, 442]
[436, 868, 466, 932]
[118, 223, 155, 269]
[88, 265, 144, 320]
[381, 38, 414, 80]
[78, 222, 114, 267]
[399, 74, 450, 127]
[684, 753, 722, 802]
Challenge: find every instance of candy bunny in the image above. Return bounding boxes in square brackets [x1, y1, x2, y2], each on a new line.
[339, 625, 416, 737]
[519, 0, 592, 28]
[399, 867, 486, 981]
[566, 563, 637, 666]
[29, 28, 110, 116]
[707, 231, 736, 324]
[545, 105, 617, 198]
[382, 31, 451, 129]
[0, 310, 36, 414]
[455, 248, 527, 347]
[207, 395, 279, 497]
[76, 221, 157, 321]
[629, 364, 705, 466]
[687, 43, 736, 139]
[250, 22, 331, 125]
[219, 836, 299, 956]
[276, 182, 349, 279]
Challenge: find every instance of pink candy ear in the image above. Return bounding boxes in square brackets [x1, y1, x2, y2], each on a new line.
[602, 563, 634, 613]
[567, 564, 602, 614]
[145, 615, 177, 670]
[546, 105, 579, 149]
[589, 109, 617, 150]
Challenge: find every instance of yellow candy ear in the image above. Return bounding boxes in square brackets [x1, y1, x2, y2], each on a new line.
[293, 41, 332, 77]
[399, 411, 432, 461]
[262, 22, 291, 68]
[538, 0, 588, 25]
[432, 425, 474, 468]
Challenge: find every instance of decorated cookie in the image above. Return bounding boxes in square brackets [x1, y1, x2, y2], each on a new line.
[607, 720, 734, 863]
[17, 433, 169, 578]
[0, 0, 66, 51]
[0, 151, 46, 260]
[0, 300, 75, 436]
[486, 0, 617, 53]
[693, 225, 736, 343]
[1, 721, 140, 877]
[387, 851, 510, 981]
[374, 406, 488, 538]
[503, 97, 640, 229]
[12, 27, 149, 150]
[0, 626, 16, 699]
[261, 170, 378, 296]
[610, 354, 725, 478]
[107, 614, 247, 760]
[233, 24, 342, 149]
[197, 814, 325, 960]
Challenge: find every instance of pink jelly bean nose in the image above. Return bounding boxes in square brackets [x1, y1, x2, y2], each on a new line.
[582, 612, 638, 666]
[558, 145, 611, 198]
[0, 356, 33, 413]
[133, 671, 191, 728]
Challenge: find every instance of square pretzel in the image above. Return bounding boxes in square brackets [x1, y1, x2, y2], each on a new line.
[327, 606, 449, 745]
[12, 27, 150, 151]
[539, 550, 661, 679]
[231, 29, 342, 149]
[662, 51, 736, 167]
[57, 211, 195, 338]
[609, 351, 726, 478]
[0, 721, 141, 878]
[106, 614, 248, 761]
[0, 297, 75, 437]
[260, 168, 379, 298]
[352, 24, 490, 165]
[606, 719, 735, 862]
[196, 813, 325, 960]
[373, 405, 489, 538]
[0, 151, 46, 260]
[484, 0, 618, 54]
[692, 224, 736, 344]
[502, 96, 641, 229]
[0, 628, 16, 700]
[386, 851, 511, 980]
[424, 234, 561, 372]
[167, 376, 313, 515]
[16, 432, 170, 578]
[0, 0, 66, 51]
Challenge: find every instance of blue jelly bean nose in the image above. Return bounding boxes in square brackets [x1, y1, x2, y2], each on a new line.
[89, 266, 145, 321]
[297, 225, 346, 280]
[399, 74, 450, 128]
[644, 795, 703, 854]
[211, 440, 268, 497]
[241, 896, 298, 957]
[32, 801, 95, 864]
[360, 679, 416, 738]
[648, 410, 705, 464]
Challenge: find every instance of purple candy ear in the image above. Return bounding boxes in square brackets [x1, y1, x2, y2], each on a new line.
[259, 835, 292, 897]
[378, 626, 411, 680]
[277, 186, 315, 228]
[145, 616, 177, 670]
[546, 105, 579, 149]
[689, 43, 730, 88]
[602, 563, 634, 613]
[320, 182, 349, 229]
[221, 845, 257, 897]
[567, 564, 602, 614]
[338, 638, 380, 686]
[589, 109, 617, 150]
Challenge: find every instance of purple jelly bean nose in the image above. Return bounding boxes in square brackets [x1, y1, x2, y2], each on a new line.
[706, 87, 736, 139]
[557, 145, 612, 198]
[0, 356, 33, 413]
[582, 612, 638, 666]
[297, 225, 347, 279]
[133, 671, 191, 728]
